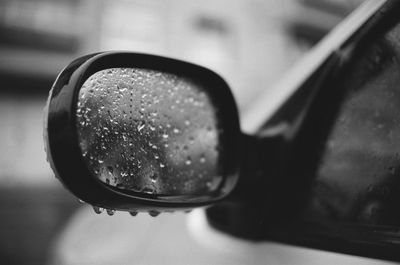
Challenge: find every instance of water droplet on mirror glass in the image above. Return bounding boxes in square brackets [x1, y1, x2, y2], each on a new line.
[150, 173, 158, 183]
[142, 187, 155, 194]
[76, 68, 224, 197]
[137, 121, 145, 132]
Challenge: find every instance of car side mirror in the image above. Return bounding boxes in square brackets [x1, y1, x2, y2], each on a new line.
[44, 53, 240, 215]
[43, 0, 400, 262]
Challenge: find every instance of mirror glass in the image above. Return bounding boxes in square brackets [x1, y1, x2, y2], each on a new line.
[75, 68, 223, 197]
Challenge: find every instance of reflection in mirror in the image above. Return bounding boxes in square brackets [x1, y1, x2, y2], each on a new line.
[76, 68, 222, 197]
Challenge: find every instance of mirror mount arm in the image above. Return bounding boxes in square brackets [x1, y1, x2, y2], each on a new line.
[230, 133, 286, 203]
[206, 132, 288, 240]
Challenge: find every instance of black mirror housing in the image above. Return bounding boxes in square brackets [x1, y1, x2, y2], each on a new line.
[44, 52, 240, 213]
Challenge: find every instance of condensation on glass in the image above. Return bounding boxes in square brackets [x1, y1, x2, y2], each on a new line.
[75, 68, 222, 196]
[307, 23, 400, 224]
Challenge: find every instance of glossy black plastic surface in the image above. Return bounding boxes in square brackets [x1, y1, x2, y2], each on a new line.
[45, 52, 240, 212]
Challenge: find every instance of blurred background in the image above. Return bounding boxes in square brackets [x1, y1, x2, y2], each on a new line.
[0, 0, 364, 264]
